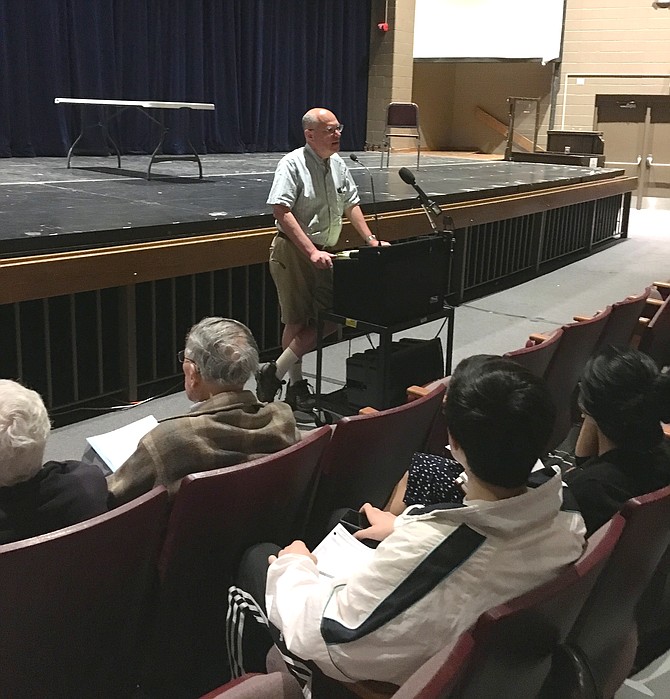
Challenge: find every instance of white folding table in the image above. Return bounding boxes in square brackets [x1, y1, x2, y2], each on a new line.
[54, 98, 215, 179]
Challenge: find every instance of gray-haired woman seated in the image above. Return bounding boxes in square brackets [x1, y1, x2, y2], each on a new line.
[0, 380, 108, 544]
[107, 317, 300, 506]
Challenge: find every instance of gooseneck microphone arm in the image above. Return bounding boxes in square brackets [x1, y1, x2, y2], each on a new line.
[398, 166, 442, 233]
[398, 167, 456, 299]
[398, 167, 443, 217]
[350, 153, 380, 239]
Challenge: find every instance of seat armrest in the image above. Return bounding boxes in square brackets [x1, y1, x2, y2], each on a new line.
[643, 298, 663, 316]
[406, 385, 430, 401]
[629, 317, 650, 349]
[654, 281, 670, 299]
[358, 406, 378, 415]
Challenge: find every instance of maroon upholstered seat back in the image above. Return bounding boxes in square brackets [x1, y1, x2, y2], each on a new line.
[158, 425, 331, 582]
[563, 486, 670, 697]
[391, 517, 624, 699]
[505, 327, 564, 378]
[639, 293, 670, 370]
[543, 307, 611, 448]
[594, 286, 651, 352]
[383, 102, 421, 169]
[305, 383, 446, 542]
[144, 427, 331, 697]
[386, 102, 419, 128]
[0, 486, 169, 699]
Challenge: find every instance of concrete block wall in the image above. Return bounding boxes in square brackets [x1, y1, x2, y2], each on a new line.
[366, 0, 416, 149]
[368, 0, 670, 153]
[557, 0, 670, 131]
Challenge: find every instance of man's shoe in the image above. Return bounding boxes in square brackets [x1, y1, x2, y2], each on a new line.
[285, 379, 316, 412]
[255, 362, 283, 402]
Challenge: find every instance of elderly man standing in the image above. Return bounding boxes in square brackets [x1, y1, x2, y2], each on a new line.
[107, 317, 300, 506]
[256, 107, 388, 413]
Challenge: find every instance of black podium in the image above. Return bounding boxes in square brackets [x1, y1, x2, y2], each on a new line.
[332, 235, 450, 324]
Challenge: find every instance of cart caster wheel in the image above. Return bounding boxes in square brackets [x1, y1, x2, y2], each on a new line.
[314, 409, 334, 427]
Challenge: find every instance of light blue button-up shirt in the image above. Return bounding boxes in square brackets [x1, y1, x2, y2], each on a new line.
[267, 144, 360, 249]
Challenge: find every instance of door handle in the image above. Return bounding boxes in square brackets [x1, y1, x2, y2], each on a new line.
[636, 155, 642, 166]
[645, 154, 653, 168]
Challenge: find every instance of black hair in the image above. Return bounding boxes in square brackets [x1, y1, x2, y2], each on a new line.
[579, 346, 670, 451]
[444, 355, 556, 488]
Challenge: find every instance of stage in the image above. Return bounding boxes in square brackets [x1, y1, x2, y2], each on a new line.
[1, 151, 626, 257]
[0, 151, 635, 423]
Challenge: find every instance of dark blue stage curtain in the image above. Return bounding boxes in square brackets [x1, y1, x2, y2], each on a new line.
[0, 0, 371, 157]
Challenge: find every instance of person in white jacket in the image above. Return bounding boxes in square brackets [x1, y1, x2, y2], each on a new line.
[227, 355, 586, 691]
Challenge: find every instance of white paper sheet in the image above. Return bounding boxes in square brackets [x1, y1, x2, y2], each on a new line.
[312, 524, 376, 580]
[85, 414, 158, 472]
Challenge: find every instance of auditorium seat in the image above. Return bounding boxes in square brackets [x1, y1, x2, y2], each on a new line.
[504, 327, 563, 377]
[550, 485, 670, 698]
[317, 517, 623, 699]
[538, 307, 611, 449]
[426, 516, 622, 699]
[142, 426, 332, 698]
[0, 486, 169, 699]
[638, 292, 670, 370]
[304, 383, 446, 544]
[393, 379, 452, 458]
[572, 286, 652, 352]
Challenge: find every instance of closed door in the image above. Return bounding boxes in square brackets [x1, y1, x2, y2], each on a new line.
[595, 95, 670, 209]
[644, 102, 670, 204]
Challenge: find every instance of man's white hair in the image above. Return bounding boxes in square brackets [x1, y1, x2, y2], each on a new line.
[185, 317, 259, 387]
[0, 380, 50, 487]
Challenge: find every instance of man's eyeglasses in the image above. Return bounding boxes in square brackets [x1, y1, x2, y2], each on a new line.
[177, 350, 196, 366]
[309, 123, 344, 135]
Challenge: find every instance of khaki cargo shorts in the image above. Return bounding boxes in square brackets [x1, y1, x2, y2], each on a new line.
[269, 235, 333, 325]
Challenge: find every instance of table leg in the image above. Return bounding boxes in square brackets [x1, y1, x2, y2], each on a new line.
[66, 105, 121, 169]
[146, 108, 203, 180]
[66, 129, 85, 169]
[147, 126, 168, 180]
[100, 107, 122, 168]
[186, 135, 203, 179]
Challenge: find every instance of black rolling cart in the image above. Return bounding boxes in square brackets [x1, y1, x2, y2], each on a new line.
[313, 234, 454, 423]
[314, 306, 454, 420]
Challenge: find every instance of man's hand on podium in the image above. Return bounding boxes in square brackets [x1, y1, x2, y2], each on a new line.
[310, 249, 336, 269]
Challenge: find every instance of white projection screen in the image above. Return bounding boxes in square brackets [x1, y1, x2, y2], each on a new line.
[413, 0, 565, 63]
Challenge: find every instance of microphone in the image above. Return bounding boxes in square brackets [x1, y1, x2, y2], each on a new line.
[350, 153, 380, 239]
[398, 167, 443, 218]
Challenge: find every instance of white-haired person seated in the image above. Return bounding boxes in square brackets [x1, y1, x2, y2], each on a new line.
[0, 380, 108, 544]
[107, 318, 301, 506]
